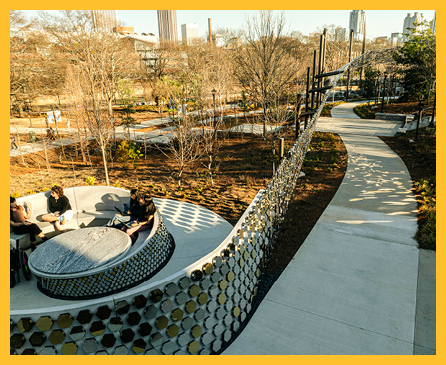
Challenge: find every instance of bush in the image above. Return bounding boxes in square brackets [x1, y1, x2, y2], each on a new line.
[415, 175, 436, 250]
[85, 176, 96, 186]
[11, 191, 20, 199]
[116, 141, 143, 164]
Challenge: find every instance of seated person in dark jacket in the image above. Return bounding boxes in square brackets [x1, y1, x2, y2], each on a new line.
[106, 189, 141, 228]
[121, 194, 156, 244]
[10, 197, 48, 251]
[41, 185, 73, 232]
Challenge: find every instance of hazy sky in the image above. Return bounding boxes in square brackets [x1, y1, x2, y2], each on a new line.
[24, 10, 435, 39]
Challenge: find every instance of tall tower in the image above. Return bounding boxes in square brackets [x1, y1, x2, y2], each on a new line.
[431, 11, 436, 34]
[157, 10, 178, 44]
[349, 10, 366, 39]
[402, 12, 421, 40]
[91, 10, 118, 32]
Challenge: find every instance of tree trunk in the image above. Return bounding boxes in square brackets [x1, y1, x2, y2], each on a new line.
[99, 133, 110, 186]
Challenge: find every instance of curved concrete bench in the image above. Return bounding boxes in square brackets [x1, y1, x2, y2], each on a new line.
[12, 187, 175, 300]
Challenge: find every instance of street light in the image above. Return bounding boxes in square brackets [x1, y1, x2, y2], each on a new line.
[381, 72, 388, 113]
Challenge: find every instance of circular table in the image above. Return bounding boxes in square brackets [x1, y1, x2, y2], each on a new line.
[29, 227, 131, 275]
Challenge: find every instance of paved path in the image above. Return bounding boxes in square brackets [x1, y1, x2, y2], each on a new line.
[223, 101, 436, 354]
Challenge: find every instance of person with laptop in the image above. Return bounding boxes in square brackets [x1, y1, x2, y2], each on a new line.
[121, 194, 156, 244]
[106, 189, 140, 228]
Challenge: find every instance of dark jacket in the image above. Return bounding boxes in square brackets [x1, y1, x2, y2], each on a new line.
[48, 195, 72, 215]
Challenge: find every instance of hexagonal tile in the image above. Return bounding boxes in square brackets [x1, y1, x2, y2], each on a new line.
[76, 310, 93, 324]
[115, 300, 130, 315]
[133, 295, 147, 309]
[161, 340, 175, 354]
[179, 276, 191, 289]
[194, 308, 206, 322]
[39, 346, 57, 355]
[69, 326, 86, 341]
[48, 329, 65, 345]
[155, 315, 168, 330]
[120, 328, 135, 343]
[101, 333, 116, 348]
[108, 317, 123, 332]
[165, 282, 179, 297]
[29, 332, 46, 347]
[171, 308, 184, 322]
[144, 305, 158, 320]
[166, 324, 179, 338]
[197, 292, 208, 305]
[223, 330, 232, 342]
[145, 348, 159, 355]
[185, 300, 197, 314]
[126, 312, 142, 326]
[191, 325, 202, 338]
[21, 348, 37, 355]
[36, 316, 53, 331]
[149, 332, 163, 347]
[203, 262, 214, 275]
[114, 345, 128, 355]
[160, 299, 173, 313]
[132, 339, 146, 354]
[218, 280, 228, 290]
[217, 292, 227, 304]
[200, 278, 211, 290]
[201, 331, 214, 346]
[138, 322, 153, 337]
[188, 284, 200, 297]
[95, 306, 111, 320]
[181, 317, 194, 331]
[212, 339, 222, 352]
[149, 289, 163, 303]
[10, 334, 25, 349]
[89, 321, 105, 336]
[187, 340, 199, 354]
[175, 291, 188, 305]
[82, 338, 98, 353]
[17, 318, 33, 333]
[177, 332, 191, 347]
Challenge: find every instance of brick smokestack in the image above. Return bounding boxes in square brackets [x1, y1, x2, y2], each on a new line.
[208, 18, 212, 44]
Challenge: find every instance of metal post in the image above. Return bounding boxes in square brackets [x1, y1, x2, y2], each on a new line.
[294, 93, 303, 139]
[212, 89, 216, 128]
[305, 67, 310, 130]
[381, 72, 387, 113]
[346, 29, 353, 101]
[320, 28, 327, 105]
[311, 50, 317, 109]
[316, 34, 323, 109]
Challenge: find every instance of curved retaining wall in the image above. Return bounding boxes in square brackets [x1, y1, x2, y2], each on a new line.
[11, 49, 395, 354]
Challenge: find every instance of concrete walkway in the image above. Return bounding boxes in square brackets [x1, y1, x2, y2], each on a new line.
[223, 101, 436, 354]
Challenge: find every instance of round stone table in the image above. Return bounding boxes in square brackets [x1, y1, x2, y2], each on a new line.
[29, 227, 131, 275]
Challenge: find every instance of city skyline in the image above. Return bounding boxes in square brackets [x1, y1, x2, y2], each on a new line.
[21, 9, 435, 40]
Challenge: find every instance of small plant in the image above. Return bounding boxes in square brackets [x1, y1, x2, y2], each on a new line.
[113, 181, 121, 188]
[39, 187, 50, 192]
[11, 191, 21, 199]
[25, 189, 36, 195]
[116, 141, 143, 164]
[85, 176, 96, 186]
[326, 167, 333, 173]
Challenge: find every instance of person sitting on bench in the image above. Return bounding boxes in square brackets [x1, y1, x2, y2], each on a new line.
[106, 189, 141, 228]
[10, 197, 48, 251]
[41, 185, 73, 233]
[121, 194, 156, 244]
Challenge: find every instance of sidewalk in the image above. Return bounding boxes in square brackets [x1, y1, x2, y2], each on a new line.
[222, 101, 435, 354]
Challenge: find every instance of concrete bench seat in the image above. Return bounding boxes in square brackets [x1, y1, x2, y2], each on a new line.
[11, 186, 129, 250]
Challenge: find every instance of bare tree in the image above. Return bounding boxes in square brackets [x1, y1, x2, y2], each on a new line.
[233, 11, 296, 138]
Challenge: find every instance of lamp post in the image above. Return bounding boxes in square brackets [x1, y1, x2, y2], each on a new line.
[381, 72, 388, 113]
[211, 88, 216, 127]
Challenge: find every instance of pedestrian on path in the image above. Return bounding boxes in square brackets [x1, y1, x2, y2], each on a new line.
[10, 135, 18, 150]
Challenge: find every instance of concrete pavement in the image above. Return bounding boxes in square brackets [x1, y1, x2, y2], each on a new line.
[222, 101, 436, 354]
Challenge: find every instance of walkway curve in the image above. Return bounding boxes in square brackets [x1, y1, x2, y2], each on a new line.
[223, 102, 428, 354]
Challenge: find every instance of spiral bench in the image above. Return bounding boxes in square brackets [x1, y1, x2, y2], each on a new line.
[11, 187, 175, 300]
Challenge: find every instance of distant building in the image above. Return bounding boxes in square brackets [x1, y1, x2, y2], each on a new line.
[402, 12, 421, 40]
[431, 11, 436, 34]
[212, 33, 224, 47]
[91, 10, 119, 32]
[335, 27, 347, 41]
[390, 32, 404, 46]
[157, 10, 178, 44]
[349, 10, 366, 38]
[181, 23, 199, 45]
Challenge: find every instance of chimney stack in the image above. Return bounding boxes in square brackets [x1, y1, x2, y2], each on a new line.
[208, 18, 212, 45]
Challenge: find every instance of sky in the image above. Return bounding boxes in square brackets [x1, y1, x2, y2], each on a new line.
[24, 9, 435, 40]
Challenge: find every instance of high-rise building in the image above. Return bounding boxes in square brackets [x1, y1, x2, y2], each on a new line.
[431, 11, 436, 34]
[91, 10, 118, 32]
[402, 12, 421, 40]
[157, 10, 178, 44]
[181, 23, 199, 45]
[349, 10, 366, 38]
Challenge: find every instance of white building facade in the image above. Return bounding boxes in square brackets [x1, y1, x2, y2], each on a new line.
[349, 10, 366, 38]
[181, 23, 199, 45]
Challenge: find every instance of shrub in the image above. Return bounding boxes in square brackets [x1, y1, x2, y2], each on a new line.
[415, 175, 436, 250]
[26, 189, 37, 195]
[113, 181, 121, 188]
[11, 191, 21, 199]
[117, 141, 143, 164]
[85, 176, 96, 186]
